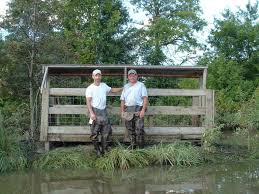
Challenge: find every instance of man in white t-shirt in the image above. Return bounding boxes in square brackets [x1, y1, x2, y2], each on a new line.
[120, 69, 148, 148]
[86, 69, 121, 156]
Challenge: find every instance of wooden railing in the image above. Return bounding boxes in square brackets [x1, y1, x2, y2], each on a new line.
[40, 88, 214, 145]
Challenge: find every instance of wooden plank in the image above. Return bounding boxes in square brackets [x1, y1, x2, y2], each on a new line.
[192, 97, 200, 126]
[49, 105, 206, 115]
[40, 67, 48, 93]
[47, 133, 203, 142]
[202, 68, 207, 89]
[40, 88, 49, 141]
[48, 126, 205, 135]
[49, 88, 207, 97]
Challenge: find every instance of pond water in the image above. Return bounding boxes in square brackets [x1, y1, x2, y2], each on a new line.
[0, 161, 259, 194]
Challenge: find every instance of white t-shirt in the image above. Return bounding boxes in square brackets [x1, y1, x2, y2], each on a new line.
[85, 83, 111, 110]
[120, 81, 148, 106]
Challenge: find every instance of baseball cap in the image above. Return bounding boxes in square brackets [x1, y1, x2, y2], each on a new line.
[92, 69, 101, 76]
[128, 69, 137, 75]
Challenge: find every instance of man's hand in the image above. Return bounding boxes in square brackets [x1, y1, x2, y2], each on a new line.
[139, 109, 145, 118]
[90, 112, 96, 120]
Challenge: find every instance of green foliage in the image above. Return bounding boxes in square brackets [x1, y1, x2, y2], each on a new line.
[224, 128, 259, 152]
[131, 0, 206, 65]
[202, 126, 223, 152]
[201, 2, 259, 127]
[0, 128, 27, 173]
[58, 0, 133, 64]
[33, 146, 95, 170]
[235, 88, 259, 130]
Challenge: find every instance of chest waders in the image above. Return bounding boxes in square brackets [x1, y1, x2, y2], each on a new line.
[90, 108, 112, 156]
[124, 106, 145, 149]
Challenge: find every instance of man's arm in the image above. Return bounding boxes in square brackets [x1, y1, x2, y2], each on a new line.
[86, 97, 96, 120]
[110, 88, 123, 93]
[139, 96, 148, 118]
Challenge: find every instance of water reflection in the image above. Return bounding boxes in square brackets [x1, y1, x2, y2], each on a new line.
[0, 162, 259, 194]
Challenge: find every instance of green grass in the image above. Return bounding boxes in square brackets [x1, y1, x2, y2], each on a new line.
[94, 142, 203, 170]
[33, 146, 95, 170]
[95, 145, 149, 170]
[145, 142, 203, 166]
[0, 128, 27, 173]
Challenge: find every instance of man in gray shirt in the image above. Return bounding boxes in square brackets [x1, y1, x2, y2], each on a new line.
[120, 69, 148, 148]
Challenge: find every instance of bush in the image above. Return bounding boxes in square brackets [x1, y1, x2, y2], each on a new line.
[235, 88, 259, 130]
[202, 126, 222, 152]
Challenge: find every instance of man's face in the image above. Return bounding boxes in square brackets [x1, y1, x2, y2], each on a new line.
[92, 73, 102, 83]
[128, 73, 138, 84]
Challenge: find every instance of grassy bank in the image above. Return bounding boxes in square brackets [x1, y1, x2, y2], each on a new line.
[1, 126, 259, 173]
[32, 142, 204, 171]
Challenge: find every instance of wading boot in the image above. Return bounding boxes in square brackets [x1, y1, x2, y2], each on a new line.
[93, 141, 102, 157]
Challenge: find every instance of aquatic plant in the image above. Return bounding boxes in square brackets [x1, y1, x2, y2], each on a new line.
[33, 146, 95, 170]
[95, 144, 149, 170]
[144, 142, 203, 166]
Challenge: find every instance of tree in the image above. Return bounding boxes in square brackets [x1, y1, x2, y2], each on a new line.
[199, 2, 259, 127]
[57, 0, 134, 64]
[131, 0, 206, 65]
[1, 0, 62, 139]
[208, 2, 259, 81]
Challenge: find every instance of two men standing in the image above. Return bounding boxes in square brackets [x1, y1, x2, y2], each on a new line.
[86, 69, 148, 156]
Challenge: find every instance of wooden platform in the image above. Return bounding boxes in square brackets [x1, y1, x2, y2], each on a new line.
[40, 65, 215, 151]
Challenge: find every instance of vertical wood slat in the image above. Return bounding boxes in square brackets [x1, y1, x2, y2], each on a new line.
[192, 97, 200, 126]
[40, 88, 49, 141]
[205, 90, 214, 128]
[202, 68, 207, 89]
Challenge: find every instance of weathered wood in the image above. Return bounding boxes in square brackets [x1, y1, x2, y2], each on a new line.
[40, 88, 49, 141]
[202, 68, 207, 89]
[49, 105, 206, 115]
[48, 126, 205, 135]
[192, 97, 200, 126]
[49, 88, 207, 97]
[44, 64, 207, 78]
[205, 90, 214, 128]
[47, 133, 203, 142]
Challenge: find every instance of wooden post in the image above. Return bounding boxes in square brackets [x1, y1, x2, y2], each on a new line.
[40, 72, 50, 151]
[40, 88, 50, 151]
[123, 67, 130, 142]
[205, 90, 214, 128]
[192, 97, 200, 126]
